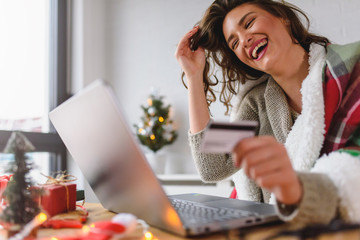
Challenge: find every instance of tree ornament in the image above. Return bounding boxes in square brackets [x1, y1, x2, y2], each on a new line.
[148, 107, 155, 116]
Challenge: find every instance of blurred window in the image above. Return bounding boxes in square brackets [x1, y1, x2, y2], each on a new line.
[0, 0, 69, 181]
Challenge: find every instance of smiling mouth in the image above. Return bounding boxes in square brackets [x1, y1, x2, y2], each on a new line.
[250, 39, 268, 60]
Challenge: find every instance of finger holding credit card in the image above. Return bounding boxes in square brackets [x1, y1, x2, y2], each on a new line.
[200, 120, 258, 153]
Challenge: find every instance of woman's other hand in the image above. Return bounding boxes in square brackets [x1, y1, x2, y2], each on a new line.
[232, 136, 303, 205]
[175, 26, 206, 80]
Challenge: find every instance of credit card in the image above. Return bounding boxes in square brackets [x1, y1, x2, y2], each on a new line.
[200, 120, 258, 153]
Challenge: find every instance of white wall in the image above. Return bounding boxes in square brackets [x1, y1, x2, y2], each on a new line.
[69, 0, 360, 202]
[105, 0, 217, 174]
[288, 0, 360, 44]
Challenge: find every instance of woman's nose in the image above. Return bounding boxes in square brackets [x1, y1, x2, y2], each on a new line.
[240, 33, 253, 49]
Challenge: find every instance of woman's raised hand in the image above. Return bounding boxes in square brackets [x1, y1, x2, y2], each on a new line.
[232, 136, 303, 205]
[175, 26, 210, 133]
[175, 26, 206, 80]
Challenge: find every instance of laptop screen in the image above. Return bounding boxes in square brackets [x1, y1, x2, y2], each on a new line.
[49, 80, 185, 235]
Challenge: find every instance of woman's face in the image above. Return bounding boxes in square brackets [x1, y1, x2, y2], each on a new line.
[222, 3, 294, 75]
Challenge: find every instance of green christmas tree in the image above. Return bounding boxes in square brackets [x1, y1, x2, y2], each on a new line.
[134, 90, 178, 153]
[0, 132, 40, 226]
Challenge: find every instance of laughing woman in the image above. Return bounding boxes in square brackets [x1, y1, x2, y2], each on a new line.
[175, 0, 360, 227]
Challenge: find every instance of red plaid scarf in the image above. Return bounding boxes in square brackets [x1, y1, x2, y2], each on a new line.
[321, 42, 360, 154]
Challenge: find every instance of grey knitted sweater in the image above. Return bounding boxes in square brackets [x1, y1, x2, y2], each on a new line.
[187, 44, 357, 227]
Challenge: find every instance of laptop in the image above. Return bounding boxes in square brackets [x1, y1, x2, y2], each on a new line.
[49, 80, 279, 237]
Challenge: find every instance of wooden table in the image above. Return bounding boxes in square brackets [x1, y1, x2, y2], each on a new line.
[2, 203, 360, 239]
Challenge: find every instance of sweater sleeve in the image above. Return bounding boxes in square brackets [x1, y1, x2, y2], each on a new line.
[188, 85, 262, 183]
[188, 129, 237, 182]
[275, 171, 338, 228]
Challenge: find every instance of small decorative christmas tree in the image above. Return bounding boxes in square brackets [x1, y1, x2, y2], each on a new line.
[0, 132, 40, 227]
[134, 89, 178, 153]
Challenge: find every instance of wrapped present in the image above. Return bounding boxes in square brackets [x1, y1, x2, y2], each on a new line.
[36, 183, 76, 216]
[35, 172, 77, 216]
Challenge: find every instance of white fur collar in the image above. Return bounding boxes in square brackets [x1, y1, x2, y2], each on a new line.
[268, 43, 327, 204]
[284, 43, 326, 171]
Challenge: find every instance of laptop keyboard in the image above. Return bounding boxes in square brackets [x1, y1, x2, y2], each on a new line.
[170, 198, 258, 225]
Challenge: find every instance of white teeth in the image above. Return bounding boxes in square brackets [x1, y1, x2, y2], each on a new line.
[252, 40, 268, 59]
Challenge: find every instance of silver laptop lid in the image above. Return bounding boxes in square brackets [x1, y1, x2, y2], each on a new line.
[49, 80, 185, 235]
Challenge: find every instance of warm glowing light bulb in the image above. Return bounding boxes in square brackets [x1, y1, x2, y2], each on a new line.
[90, 223, 95, 228]
[158, 117, 164, 122]
[51, 238, 58, 240]
[36, 212, 47, 223]
[82, 225, 90, 234]
[145, 231, 153, 240]
[147, 98, 152, 106]
[150, 134, 155, 140]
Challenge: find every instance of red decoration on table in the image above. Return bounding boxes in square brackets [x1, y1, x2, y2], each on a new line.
[0, 175, 12, 199]
[24, 215, 154, 240]
[39, 204, 88, 230]
[86, 221, 126, 240]
[75, 204, 89, 222]
[25, 237, 83, 240]
[42, 219, 83, 229]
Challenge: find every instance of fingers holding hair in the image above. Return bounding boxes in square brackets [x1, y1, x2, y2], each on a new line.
[175, 26, 206, 78]
[175, 26, 200, 57]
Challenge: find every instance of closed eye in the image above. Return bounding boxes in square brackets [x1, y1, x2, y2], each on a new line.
[231, 39, 239, 50]
[245, 18, 255, 29]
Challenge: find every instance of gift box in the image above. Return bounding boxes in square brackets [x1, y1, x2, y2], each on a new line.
[35, 183, 76, 216]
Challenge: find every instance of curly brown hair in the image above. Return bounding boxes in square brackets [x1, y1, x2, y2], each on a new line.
[182, 0, 329, 115]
